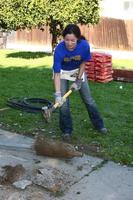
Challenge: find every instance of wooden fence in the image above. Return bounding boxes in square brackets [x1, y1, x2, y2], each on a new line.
[16, 26, 51, 46]
[6, 17, 133, 50]
[80, 17, 133, 50]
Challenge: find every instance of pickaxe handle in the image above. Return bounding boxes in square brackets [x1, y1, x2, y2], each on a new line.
[52, 89, 73, 110]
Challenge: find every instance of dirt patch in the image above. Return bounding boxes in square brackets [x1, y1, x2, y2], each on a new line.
[77, 143, 103, 156]
[34, 135, 82, 158]
[0, 164, 25, 185]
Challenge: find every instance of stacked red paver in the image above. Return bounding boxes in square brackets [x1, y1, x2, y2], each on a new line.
[85, 52, 113, 83]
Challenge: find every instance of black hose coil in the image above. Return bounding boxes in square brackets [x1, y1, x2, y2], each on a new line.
[7, 97, 52, 113]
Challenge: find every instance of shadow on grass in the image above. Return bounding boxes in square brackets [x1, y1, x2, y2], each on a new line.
[6, 51, 52, 59]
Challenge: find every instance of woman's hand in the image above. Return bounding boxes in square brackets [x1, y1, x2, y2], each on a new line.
[54, 92, 66, 107]
[70, 78, 82, 91]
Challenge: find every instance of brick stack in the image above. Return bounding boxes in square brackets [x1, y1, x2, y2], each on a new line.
[85, 52, 113, 83]
[85, 56, 96, 81]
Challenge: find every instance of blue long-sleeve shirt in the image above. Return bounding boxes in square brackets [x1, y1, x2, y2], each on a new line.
[53, 39, 91, 73]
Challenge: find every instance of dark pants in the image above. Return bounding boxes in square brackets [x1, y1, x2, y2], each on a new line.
[59, 75, 104, 134]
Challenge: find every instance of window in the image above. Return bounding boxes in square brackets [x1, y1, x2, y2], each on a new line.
[124, 1, 133, 10]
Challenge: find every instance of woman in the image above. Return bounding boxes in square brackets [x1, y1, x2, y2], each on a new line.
[53, 24, 107, 141]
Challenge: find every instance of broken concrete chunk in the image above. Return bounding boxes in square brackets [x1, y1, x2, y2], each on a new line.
[13, 179, 32, 189]
[32, 166, 75, 193]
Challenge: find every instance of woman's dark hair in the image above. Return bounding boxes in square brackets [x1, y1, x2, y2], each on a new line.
[62, 24, 86, 40]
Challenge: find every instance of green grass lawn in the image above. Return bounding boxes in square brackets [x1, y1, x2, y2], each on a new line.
[0, 49, 133, 166]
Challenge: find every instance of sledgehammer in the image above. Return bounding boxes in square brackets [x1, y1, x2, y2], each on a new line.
[42, 89, 73, 122]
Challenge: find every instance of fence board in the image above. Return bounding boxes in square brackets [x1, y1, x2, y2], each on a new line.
[7, 18, 133, 50]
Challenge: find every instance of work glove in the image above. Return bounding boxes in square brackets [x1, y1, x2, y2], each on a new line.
[54, 92, 66, 107]
[70, 78, 82, 91]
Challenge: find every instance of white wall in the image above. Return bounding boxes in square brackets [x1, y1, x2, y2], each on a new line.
[100, 0, 133, 19]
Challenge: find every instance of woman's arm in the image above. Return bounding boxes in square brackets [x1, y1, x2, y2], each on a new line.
[77, 40, 91, 79]
[53, 73, 66, 106]
[53, 73, 61, 92]
[77, 62, 86, 79]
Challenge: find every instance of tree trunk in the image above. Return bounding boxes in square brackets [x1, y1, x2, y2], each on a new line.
[0, 31, 7, 49]
[49, 19, 63, 52]
[52, 33, 57, 52]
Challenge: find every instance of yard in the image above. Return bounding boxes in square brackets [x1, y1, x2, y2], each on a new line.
[0, 49, 133, 166]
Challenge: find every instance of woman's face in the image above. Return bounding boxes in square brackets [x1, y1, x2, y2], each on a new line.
[64, 34, 78, 51]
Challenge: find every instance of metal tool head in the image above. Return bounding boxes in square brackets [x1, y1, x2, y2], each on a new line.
[42, 106, 52, 123]
[42, 89, 73, 123]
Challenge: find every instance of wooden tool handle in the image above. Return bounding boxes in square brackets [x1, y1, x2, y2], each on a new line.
[53, 89, 72, 109]
[62, 89, 72, 99]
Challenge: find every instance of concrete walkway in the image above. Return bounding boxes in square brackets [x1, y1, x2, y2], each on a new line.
[0, 129, 133, 200]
